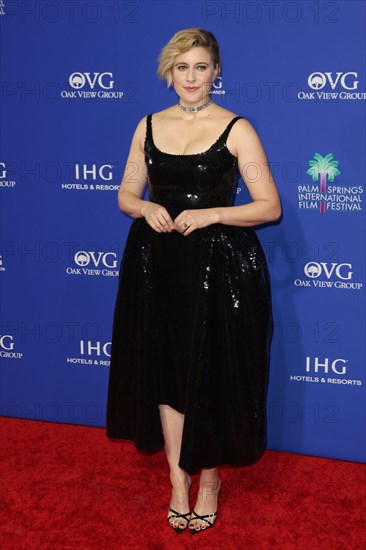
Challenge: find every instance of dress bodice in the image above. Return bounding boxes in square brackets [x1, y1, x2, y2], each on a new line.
[144, 113, 243, 218]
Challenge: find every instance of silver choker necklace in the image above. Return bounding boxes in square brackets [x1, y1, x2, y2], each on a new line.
[177, 98, 213, 113]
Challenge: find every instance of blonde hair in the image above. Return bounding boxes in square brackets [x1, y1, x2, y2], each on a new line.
[157, 28, 221, 87]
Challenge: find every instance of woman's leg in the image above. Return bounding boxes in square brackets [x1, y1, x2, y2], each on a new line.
[159, 404, 191, 529]
[189, 467, 221, 531]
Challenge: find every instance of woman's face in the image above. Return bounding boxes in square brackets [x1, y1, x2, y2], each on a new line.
[171, 46, 219, 106]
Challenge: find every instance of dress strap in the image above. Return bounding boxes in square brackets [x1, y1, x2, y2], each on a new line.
[145, 113, 153, 142]
[220, 116, 243, 143]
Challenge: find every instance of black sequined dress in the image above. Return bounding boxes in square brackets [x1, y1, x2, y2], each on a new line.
[106, 113, 273, 474]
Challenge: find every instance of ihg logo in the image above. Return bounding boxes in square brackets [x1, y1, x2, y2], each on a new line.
[306, 357, 347, 375]
[79, 341, 111, 357]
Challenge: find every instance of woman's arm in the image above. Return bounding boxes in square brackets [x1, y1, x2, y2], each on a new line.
[216, 117, 282, 226]
[175, 118, 281, 235]
[117, 116, 175, 232]
[117, 116, 149, 217]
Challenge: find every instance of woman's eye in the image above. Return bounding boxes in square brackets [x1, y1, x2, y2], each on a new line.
[175, 65, 208, 71]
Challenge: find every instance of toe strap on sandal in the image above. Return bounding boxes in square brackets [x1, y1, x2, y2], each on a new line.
[167, 508, 191, 522]
[189, 509, 217, 526]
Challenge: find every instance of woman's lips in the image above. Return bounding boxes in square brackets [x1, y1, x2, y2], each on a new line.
[184, 86, 199, 91]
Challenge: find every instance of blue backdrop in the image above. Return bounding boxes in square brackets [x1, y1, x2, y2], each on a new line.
[1, 0, 365, 463]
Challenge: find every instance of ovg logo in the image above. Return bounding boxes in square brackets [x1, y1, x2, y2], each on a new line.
[0, 335, 23, 359]
[69, 72, 114, 90]
[308, 72, 359, 91]
[74, 251, 117, 269]
[298, 71, 366, 100]
[304, 262, 352, 280]
[67, 251, 118, 277]
[61, 72, 123, 100]
[0, 334, 14, 351]
[294, 261, 362, 290]
[0, 161, 16, 188]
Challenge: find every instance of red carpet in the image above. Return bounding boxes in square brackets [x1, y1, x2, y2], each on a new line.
[1, 416, 365, 549]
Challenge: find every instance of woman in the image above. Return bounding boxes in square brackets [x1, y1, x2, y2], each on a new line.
[106, 28, 281, 534]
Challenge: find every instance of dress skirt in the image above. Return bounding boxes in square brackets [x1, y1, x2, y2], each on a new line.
[106, 218, 273, 474]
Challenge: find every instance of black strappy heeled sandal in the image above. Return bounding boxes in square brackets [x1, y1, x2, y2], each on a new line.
[188, 477, 221, 534]
[188, 509, 217, 534]
[167, 508, 191, 534]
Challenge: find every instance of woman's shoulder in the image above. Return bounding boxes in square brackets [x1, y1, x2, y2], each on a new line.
[212, 108, 254, 136]
[218, 110, 255, 133]
[213, 107, 255, 130]
[146, 106, 177, 123]
[131, 108, 174, 132]
[131, 110, 171, 143]
[211, 108, 256, 143]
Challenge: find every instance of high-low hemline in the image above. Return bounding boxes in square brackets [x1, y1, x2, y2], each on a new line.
[105, 113, 273, 473]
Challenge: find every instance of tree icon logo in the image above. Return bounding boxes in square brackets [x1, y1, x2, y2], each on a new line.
[306, 153, 341, 213]
[74, 252, 90, 267]
[304, 262, 322, 278]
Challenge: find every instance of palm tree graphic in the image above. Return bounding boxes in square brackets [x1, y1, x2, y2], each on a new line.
[306, 153, 340, 214]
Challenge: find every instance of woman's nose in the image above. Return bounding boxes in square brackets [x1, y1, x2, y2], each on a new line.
[186, 69, 196, 83]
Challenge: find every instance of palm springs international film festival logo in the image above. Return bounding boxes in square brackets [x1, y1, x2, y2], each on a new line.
[61, 72, 124, 100]
[298, 72, 366, 101]
[297, 153, 363, 213]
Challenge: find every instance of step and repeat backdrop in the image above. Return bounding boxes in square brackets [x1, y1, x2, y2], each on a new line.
[1, 1, 365, 463]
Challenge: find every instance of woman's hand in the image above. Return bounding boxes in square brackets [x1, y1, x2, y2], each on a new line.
[141, 201, 175, 233]
[174, 208, 219, 236]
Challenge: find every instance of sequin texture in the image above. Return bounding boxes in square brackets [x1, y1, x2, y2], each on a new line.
[106, 113, 274, 474]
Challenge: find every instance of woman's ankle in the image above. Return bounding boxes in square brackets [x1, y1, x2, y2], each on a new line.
[198, 476, 221, 495]
[170, 468, 190, 487]
[199, 469, 220, 484]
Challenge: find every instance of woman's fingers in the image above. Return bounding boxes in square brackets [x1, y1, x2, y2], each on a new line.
[174, 212, 195, 235]
[145, 204, 175, 233]
[145, 206, 213, 235]
[181, 220, 197, 236]
[160, 212, 175, 231]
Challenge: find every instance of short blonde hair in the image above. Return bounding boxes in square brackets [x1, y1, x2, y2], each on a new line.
[157, 28, 221, 87]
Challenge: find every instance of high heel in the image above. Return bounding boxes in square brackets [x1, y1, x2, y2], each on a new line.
[167, 508, 191, 534]
[188, 509, 217, 534]
[188, 477, 221, 534]
[167, 473, 191, 534]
